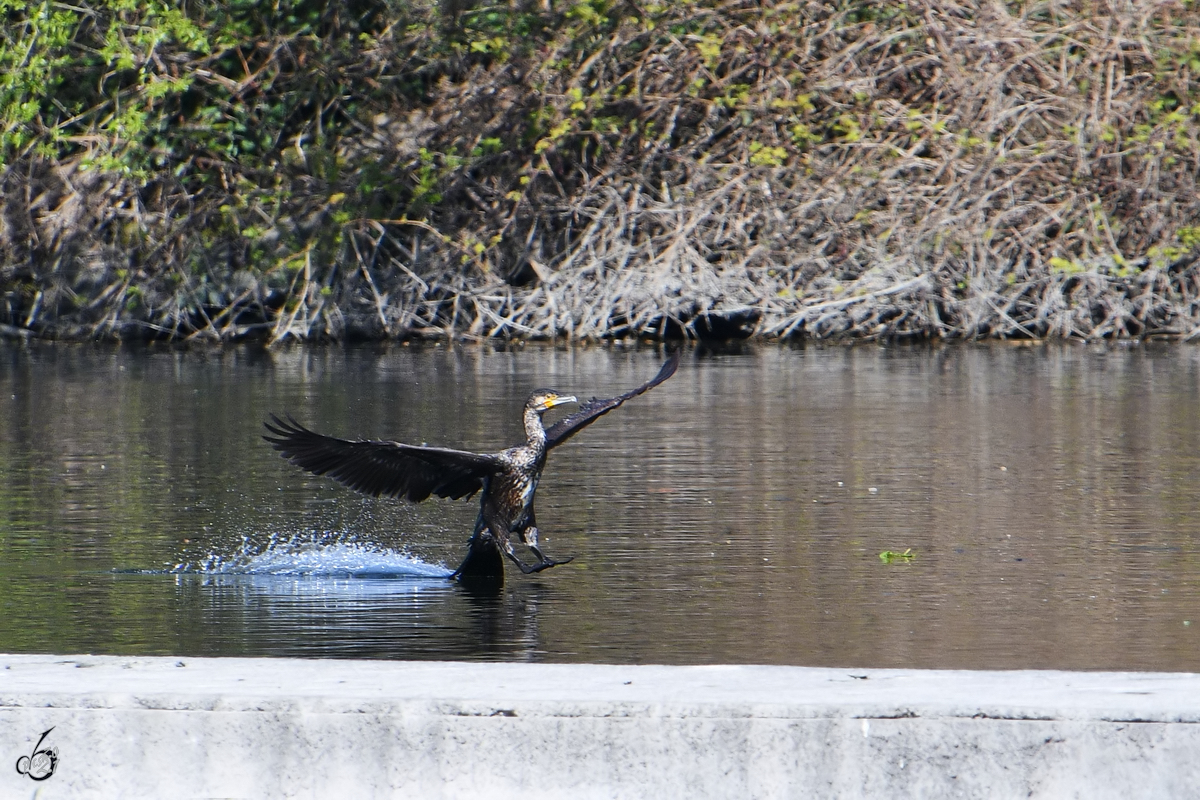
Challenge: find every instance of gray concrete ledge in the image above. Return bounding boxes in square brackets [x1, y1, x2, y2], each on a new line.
[2, 654, 1199, 799]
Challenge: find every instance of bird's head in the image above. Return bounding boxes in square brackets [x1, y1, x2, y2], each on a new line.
[527, 390, 577, 414]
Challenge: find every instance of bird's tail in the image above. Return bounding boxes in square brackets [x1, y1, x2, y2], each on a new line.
[450, 527, 506, 583]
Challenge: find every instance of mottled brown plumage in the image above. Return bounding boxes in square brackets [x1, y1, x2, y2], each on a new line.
[264, 351, 681, 579]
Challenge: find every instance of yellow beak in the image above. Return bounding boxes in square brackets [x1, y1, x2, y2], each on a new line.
[541, 394, 577, 410]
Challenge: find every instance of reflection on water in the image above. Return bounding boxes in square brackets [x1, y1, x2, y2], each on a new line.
[168, 574, 543, 661]
[2, 342, 1200, 669]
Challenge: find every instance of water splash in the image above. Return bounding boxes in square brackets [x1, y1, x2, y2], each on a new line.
[171, 531, 453, 579]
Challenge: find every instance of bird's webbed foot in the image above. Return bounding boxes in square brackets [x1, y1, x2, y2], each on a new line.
[527, 540, 573, 571]
[522, 554, 574, 574]
[502, 538, 573, 575]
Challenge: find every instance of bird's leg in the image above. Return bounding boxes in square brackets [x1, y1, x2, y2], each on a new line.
[519, 526, 573, 572]
[500, 538, 545, 574]
[520, 524, 541, 557]
[498, 533, 571, 575]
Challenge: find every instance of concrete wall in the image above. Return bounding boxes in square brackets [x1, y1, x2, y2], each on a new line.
[2, 654, 1199, 799]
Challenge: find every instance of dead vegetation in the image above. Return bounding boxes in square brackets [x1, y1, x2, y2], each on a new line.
[2, 0, 1199, 342]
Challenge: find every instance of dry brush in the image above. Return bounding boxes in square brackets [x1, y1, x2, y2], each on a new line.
[2, 0, 1199, 342]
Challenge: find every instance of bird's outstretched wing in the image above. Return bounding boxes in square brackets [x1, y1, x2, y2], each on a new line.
[263, 414, 504, 502]
[544, 350, 682, 450]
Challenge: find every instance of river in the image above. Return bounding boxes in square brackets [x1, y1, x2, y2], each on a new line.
[1, 341, 1198, 669]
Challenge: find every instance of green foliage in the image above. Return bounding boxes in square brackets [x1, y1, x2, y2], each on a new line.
[833, 114, 863, 142]
[749, 142, 786, 166]
[1178, 227, 1200, 250]
[695, 34, 722, 69]
[0, 0, 390, 174]
[1049, 257, 1085, 275]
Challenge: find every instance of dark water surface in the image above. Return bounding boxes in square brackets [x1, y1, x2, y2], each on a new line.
[2, 342, 1200, 670]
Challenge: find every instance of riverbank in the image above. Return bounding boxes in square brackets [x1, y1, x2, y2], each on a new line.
[1, 654, 1197, 798]
[2, 1, 1198, 343]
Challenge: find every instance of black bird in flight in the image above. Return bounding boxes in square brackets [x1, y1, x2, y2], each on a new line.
[264, 351, 681, 581]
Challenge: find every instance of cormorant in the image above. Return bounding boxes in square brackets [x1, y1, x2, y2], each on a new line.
[263, 351, 681, 581]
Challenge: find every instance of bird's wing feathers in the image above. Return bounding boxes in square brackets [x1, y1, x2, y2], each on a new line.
[544, 350, 681, 450]
[263, 414, 503, 502]
[266, 351, 681, 498]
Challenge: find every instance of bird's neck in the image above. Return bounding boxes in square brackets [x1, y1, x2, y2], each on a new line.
[523, 406, 547, 449]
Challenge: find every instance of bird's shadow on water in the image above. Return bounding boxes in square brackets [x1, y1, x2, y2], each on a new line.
[160, 534, 559, 661]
